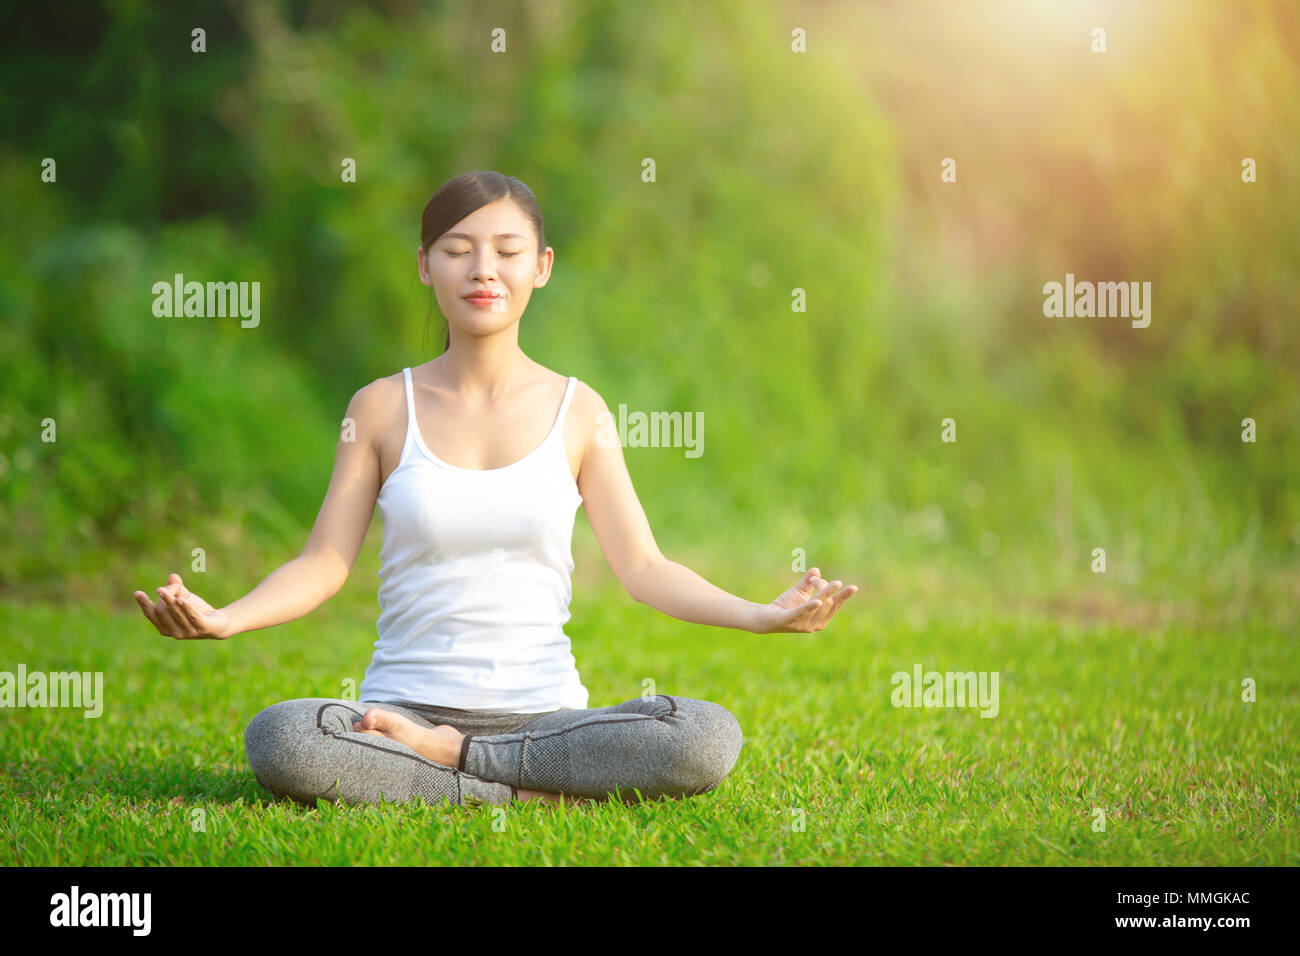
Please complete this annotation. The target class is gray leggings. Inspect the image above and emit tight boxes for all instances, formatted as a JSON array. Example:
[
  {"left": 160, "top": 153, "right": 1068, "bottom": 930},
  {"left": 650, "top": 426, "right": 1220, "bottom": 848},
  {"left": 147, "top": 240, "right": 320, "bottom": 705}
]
[{"left": 244, "top": 694, "right": 744, "bottom": 807}]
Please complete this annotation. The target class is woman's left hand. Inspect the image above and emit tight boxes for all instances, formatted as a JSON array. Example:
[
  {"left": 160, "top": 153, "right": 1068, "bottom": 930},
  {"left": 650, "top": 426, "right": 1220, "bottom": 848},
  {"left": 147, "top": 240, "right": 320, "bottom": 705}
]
[{"left": 750, "top": 568, "right": 858, "bottom": 634}]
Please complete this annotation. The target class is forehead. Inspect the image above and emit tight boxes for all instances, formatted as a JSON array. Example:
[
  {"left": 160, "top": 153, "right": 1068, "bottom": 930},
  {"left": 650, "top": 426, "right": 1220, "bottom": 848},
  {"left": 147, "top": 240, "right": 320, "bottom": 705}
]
[{"left": 441, "top": 198, "right": 530, "bottom": 240}]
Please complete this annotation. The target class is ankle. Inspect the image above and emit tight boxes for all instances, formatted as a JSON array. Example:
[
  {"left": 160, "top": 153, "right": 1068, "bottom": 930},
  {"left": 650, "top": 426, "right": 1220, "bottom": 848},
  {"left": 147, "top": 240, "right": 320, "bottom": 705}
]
[{"left": 446, "top": 727, "right": 470, "bottom": 770}]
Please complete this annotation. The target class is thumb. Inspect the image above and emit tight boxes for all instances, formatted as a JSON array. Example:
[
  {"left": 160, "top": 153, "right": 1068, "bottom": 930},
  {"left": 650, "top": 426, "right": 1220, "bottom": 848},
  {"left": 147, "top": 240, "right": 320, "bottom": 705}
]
[{"left": 788, "top": 596, "right": 821, "bottom": 619}]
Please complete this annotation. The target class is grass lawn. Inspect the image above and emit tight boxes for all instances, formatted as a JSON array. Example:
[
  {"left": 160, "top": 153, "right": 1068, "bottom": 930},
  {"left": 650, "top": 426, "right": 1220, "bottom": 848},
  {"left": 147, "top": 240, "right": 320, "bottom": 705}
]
[{"left": 1, "top": 563, "right": 1296, "bottom": 866}]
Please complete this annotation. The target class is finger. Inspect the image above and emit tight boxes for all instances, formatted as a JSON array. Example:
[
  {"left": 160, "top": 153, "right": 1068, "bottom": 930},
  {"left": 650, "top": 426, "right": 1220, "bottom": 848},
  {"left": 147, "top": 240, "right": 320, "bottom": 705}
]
[
  {"left": 133, "top": 591, "right": 162, "bottom": 629},
  {"left": 781, "top": 598, "right": 818, "bottom": 620},
  {"left": 791, "top": 568, "right": 819, "bottom": 599},
  {"left": 784, "top": 597, "right": 823, "bottom": 629},
  {"left": 812, "top": 582, "right": 857, "bottom": 629},
  {"left": 152, "top": 604, "right": 181, "bottom": 636},
  {"left": 173, "top": 594, "right": 203, "bottom": 632},
  {"left": 155, "top": 588, "right": 186, "bottom": 636},
  {"left": 810, "top": 580, "right": 839, "bottom": 603},
  {"left": 813, "top": 581, "right": 844, "bottom": 622},
  {"left": 822, "top": 587, "right": 857, "bottom": 621},
  {"left": 798, "top": 598, "right": 824, "bottom": 632},
  {"left": 823, "top": 579, "right": 844, "bottom": 599},
  {"left": 810, "top": 574, "right": 842, "bottom": 596},
  {"left": 163, "top": 589, "right": 199, "bottom": 636},
  {"left": 154, "top": 601, "right": 184, "bottom": 636}
]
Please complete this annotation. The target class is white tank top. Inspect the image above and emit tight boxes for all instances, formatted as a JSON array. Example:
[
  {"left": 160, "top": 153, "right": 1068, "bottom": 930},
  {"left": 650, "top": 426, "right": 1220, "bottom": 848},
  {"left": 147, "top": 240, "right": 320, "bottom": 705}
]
[{"left": 358, "top": 366, "right": 590, "bottom": 713}]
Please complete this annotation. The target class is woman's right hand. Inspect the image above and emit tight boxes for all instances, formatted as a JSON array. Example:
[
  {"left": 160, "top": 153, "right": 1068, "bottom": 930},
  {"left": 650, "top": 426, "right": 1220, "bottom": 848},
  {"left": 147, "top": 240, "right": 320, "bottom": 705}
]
[{"left": 133, "top": 572, "right": 232, "bottom": 640}]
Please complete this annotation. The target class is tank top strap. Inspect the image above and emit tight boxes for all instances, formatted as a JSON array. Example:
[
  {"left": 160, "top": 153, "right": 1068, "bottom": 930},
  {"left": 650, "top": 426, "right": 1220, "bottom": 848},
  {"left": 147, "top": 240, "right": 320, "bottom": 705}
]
[
  {"left": 399, "top": 367, "right": 418, "bottom": 466},
  {"left": 544, "top": 376, "right": 578, "bottom": 463},
  {"left": 401, "top": 367, "right": 418, "bottom": 424},
  {"left": 555, "top": 376, "right": 577, "bottom": 429}
]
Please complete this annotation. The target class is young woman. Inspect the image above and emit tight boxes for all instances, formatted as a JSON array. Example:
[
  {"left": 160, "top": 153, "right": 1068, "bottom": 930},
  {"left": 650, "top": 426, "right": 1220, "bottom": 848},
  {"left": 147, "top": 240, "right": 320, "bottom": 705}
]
[{"left": 133, "top": 171, "right": 857, "bottom": 808}]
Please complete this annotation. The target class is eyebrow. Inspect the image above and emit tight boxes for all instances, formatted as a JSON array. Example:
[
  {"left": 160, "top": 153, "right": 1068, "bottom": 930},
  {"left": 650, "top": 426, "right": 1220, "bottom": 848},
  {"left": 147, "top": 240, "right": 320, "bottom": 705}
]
[{"left": 440, "top": 232, "right": 527, "bottom": 240}]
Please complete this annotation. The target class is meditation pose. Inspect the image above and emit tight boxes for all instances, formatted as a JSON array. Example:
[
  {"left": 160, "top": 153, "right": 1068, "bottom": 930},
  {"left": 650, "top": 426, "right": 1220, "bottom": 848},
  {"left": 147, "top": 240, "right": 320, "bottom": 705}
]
[{"left": 133, "top": 171, "right": 857, "bottom": 807}]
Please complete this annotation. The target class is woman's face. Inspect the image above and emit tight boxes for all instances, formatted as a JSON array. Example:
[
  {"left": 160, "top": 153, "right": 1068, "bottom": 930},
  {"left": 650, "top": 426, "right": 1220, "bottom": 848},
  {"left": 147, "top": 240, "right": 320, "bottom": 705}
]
[{"left": 418, "top": 197, "right": 552, "bottom": 341}]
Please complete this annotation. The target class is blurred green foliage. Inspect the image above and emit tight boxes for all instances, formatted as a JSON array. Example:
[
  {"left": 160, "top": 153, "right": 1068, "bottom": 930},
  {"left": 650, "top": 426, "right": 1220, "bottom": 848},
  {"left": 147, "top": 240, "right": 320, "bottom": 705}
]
[{"left": 1, "top": 0, "right": 1296, "bottom": 609}]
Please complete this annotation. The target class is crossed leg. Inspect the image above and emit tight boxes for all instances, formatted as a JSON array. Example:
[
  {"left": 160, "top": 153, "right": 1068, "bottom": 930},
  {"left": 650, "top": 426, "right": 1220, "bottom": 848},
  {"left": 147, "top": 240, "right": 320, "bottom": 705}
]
[
  {"left": 347, "top": 706, "right": 575, "bottom": 804},
  {"left": 457, "top": 694, "right": 745, "bottom": 803},
  {"left": 244, "top": 698, "right": 510, "bottom": 806},
  {"left": 244, "top": 695, "right": 744, "bottom": 808}
]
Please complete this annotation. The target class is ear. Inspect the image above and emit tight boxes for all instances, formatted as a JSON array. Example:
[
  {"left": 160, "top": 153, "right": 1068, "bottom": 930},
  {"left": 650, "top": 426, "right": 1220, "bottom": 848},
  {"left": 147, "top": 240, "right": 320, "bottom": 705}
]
[{"left": 533, "top": 246, "right": 555, "bottom": 287}]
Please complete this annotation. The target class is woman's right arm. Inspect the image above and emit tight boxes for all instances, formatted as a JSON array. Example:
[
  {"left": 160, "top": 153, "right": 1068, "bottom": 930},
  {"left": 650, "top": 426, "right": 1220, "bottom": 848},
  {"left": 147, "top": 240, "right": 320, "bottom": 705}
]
[{"left": 134, "top": 379, "right": 389, "bottom": 639}]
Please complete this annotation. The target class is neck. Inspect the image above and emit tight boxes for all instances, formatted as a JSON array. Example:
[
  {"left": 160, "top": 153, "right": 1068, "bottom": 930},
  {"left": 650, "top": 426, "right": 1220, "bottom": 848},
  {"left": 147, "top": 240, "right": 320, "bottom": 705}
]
[{"left": 426, "top": 336, "right": 535, "bottom": 400}]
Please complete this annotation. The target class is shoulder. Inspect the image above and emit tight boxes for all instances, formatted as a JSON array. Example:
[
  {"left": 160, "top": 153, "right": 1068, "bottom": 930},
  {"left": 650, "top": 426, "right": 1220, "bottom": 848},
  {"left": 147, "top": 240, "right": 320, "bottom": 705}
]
[
  {"left": 350, "top": 370, "right": 405, "bottom": 409},
  {"left": 569, "top": 378, "right": 609, "bottom": 417},
  {"left": 343, "top": 371, "right": 407, "bottom": 438},
  {"left": 566, "top": 378, "right": 615, "bottom": 451},
  {"left": 528, "top": 365, "right": 600, "bottom": 416}
]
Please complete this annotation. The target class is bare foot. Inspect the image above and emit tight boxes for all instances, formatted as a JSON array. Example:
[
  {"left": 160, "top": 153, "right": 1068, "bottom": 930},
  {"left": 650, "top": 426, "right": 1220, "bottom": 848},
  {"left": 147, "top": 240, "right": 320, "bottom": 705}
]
[
  {"left": 352, "top": 709, "right": 596, "bottom": 807},
  {"left": 351, "top": 708, "right": 464, "bottom": 767}
]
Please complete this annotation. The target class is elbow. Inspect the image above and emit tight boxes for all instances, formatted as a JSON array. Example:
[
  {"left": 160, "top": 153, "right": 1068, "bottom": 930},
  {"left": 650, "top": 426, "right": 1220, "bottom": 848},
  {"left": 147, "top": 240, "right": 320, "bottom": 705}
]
[
  {"left": 303, "top": 551, "right": 349, "bottom": 603},
  {"left": 324, "top": 564, "right": 351, "bottom": 602},
  {"left": 623, "top": 553, "right": 661, "bottom": 605}
]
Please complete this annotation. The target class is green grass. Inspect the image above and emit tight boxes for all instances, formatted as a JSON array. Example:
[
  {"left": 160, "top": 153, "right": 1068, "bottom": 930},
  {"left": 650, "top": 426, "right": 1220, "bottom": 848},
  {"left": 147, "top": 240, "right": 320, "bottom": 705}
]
[{"left": 2, "top": 558, "right": 1296, "bottom": 866}]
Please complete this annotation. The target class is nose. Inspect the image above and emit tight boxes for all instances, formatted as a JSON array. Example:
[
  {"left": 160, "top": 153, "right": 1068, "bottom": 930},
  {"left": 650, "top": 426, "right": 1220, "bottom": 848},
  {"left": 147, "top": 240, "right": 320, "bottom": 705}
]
[{"left": 470, "top": 251, "right": 500, "bottom": 282}]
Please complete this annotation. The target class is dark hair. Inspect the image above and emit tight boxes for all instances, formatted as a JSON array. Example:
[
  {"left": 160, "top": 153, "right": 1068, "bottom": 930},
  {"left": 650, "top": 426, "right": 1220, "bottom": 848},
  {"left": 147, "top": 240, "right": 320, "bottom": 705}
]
[{"left": 419, "top": 171, "right": 546, "bottom": 355}]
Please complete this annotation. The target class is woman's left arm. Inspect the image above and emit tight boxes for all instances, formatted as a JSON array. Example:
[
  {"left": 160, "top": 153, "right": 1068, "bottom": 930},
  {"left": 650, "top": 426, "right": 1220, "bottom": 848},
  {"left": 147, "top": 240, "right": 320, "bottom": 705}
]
[{"left": 572, "top": 383, "right": 857, "bottom": 634}]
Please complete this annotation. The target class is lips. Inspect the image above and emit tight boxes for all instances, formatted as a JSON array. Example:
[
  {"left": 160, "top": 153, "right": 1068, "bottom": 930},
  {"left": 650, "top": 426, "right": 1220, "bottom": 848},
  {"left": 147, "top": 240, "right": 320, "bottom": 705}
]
[{"left": 464, "top": 292, "right": 501, "bottom": 302}]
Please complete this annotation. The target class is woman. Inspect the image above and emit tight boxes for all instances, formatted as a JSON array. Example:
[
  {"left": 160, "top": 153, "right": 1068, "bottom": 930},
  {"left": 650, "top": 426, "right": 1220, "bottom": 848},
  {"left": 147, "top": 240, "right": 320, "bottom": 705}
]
[{"left": 133, "top": 171, "right": 857, "bottom": 808}]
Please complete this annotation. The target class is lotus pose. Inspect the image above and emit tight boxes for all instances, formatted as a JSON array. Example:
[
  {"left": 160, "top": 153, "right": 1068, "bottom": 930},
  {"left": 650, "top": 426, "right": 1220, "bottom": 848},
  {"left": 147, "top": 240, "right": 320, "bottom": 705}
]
[{"left": 133, "top": 171, "right": 857, "bottom": 807}]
